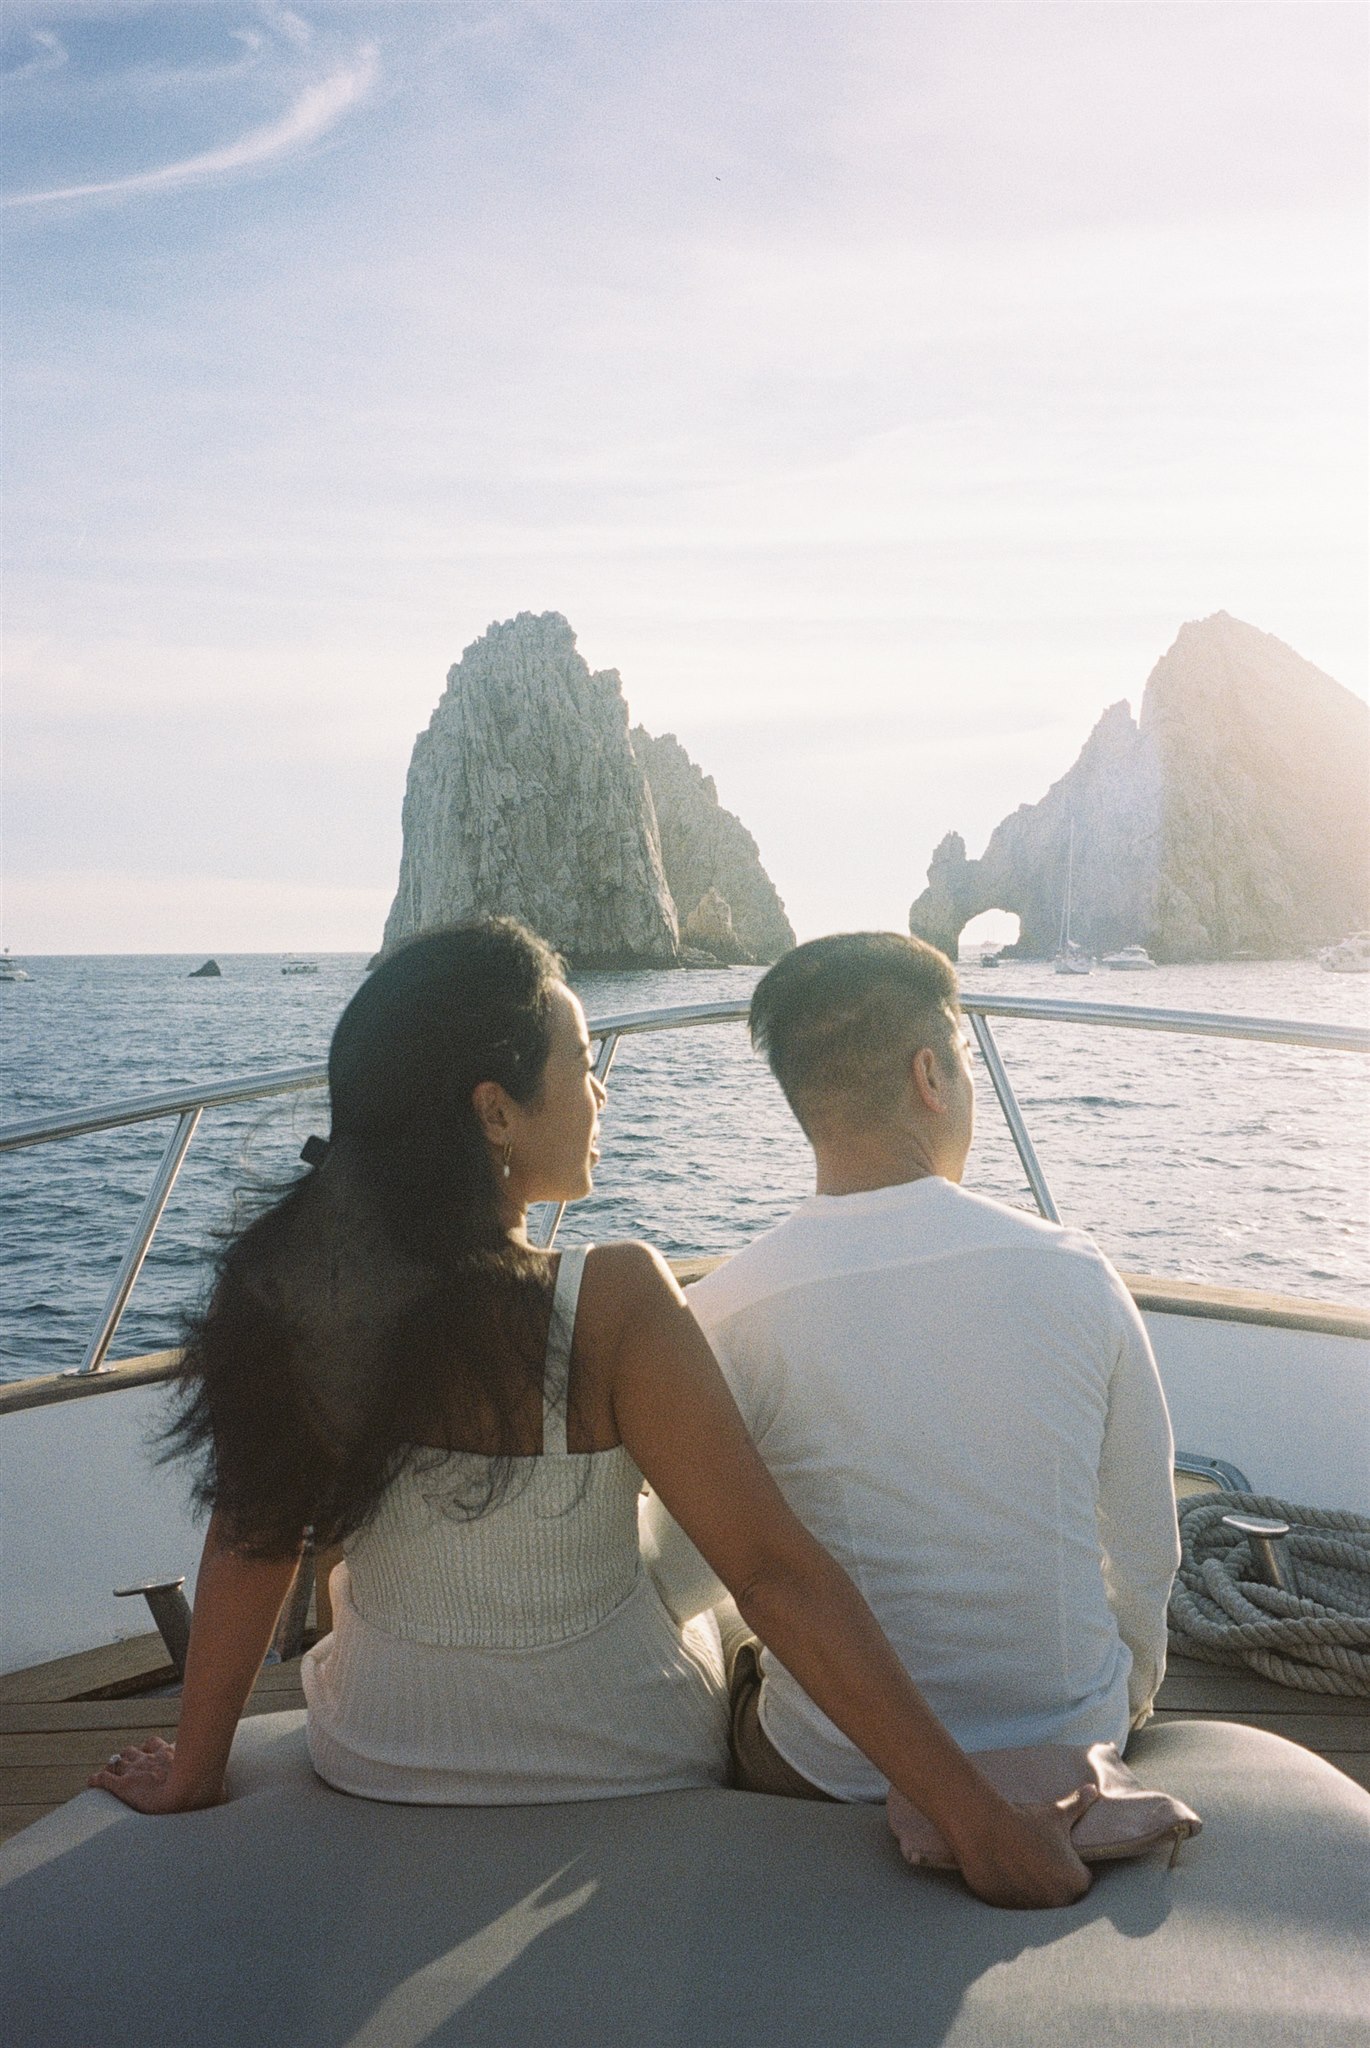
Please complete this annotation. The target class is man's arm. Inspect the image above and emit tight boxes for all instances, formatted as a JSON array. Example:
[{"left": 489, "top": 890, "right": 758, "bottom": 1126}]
[{"left": 1096, "top": 1274, "right": 1181, "bottom": 1724}]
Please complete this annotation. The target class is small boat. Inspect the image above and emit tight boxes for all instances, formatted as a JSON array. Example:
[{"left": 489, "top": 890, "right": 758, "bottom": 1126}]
[
  {"left": 0, "top": 949, "right": 31, "bottom": 982},
  {"left": 1319, "top": 933, "right": 1370, "bottom": 974},
  {"left": 1102, "top": 945, "right": 1157, "bottom": 971},
  {"left": 1053, "top": 822, "right": 1094, "bottom": 975},
  {"left": 281, "top": 960, "right": 320, "bottom": 976}
]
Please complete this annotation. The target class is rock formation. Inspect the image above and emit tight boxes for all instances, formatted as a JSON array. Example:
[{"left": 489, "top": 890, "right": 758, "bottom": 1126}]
[
  {"left": 630, "top": 728, "right": 796, "bottom": 964},
  {"left": 381, "top": 613, "right": 794, "bottom": 970},
  {"left": 382, "top": 613, "right": 678, "bottom": 966},
  {"left": 909, "top": 614, "right": 1369, "bottom": 962},
  {"left": 188, "top": 959, "right": 221, "bottom": 978}
]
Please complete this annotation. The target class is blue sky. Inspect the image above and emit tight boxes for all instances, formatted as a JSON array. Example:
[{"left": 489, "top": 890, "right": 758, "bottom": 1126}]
[{"left": 3, "top": 1, "right": 1366, "bottom": 951}]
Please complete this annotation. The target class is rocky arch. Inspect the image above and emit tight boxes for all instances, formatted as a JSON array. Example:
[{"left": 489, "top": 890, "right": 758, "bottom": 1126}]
[
  {"left": 957, "top": 909, "right": 1022, "bottom": 959},
  {"left": 907, "top": 835, "right": 1037, "bottom": 959}
]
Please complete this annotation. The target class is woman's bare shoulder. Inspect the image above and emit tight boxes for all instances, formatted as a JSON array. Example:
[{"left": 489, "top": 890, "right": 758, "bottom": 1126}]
[{"left": 575, "top": 1242, "right": 685, "bottom": 1344}]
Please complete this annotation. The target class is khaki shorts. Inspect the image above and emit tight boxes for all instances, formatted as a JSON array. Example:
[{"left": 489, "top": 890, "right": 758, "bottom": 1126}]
[{"left": 726, "top": 1635, "right": 836, "bottom": 1803}]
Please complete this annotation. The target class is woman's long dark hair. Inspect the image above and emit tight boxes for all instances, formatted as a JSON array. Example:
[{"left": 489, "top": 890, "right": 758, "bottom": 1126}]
[{"left": 164, "top": 920, "right": 567, "bottom": 1558}]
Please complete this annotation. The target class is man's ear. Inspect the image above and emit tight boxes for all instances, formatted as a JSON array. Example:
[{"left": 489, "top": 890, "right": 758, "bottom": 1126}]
[
  {"left": 910, "top": 1046, "right": 945, "bottom": 1116},
  {"left": 471, "top": 1080, "right": 514, "bottom": 1147}
]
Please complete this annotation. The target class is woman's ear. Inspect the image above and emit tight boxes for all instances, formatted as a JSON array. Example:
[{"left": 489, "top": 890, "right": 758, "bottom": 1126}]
[{"left": 470, "top": 1080, "right": 514, "bottom": 1148}]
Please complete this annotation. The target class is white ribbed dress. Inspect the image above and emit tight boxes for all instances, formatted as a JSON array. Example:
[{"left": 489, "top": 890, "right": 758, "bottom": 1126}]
[{"left": 302, "top": 1246, "right": 729, "bottom": 1802}]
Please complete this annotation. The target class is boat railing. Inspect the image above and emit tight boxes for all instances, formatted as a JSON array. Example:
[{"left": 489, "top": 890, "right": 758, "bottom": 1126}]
[{"left": 2, "top": 994, "right": 1367, "bottom": 1388}]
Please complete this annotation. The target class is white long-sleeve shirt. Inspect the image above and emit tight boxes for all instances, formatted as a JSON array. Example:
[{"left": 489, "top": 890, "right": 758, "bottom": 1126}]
[{"left": 648, "top": 1175, "right": 1179, "bottom": 1801}]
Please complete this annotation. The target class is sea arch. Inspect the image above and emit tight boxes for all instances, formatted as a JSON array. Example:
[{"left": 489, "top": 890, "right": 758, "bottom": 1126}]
[{"left": 956, "top": 910, "right": 1021, "bottom": 961}]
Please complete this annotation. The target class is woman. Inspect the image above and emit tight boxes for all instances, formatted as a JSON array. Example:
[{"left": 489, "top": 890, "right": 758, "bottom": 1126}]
[{"left": 92, "top": 921, "right": 1093, "bottom": 1908}]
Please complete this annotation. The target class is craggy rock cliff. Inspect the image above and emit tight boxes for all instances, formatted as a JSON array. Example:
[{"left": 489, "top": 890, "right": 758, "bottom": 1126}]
[
  {"left": 382, "top": 613, "right": 678, "bottom": 966},
  {"left": 630, "top": 728, "right": 796, "bottom": 964},
  {"left": 381, "top": 613, "right": 794, "bottom": 969},
  {"left": 909, "top": 614, "right": 1369, "bottom": 962}
]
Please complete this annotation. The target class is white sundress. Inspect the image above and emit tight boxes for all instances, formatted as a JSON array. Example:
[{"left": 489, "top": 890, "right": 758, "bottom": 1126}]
[{"left": 302, "top": 1245, "right": 729, "bottom": 1801}]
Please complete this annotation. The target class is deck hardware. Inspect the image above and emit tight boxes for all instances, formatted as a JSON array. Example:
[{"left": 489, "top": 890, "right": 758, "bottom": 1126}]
[
  {"left": 113, "top": 1576, "right": 192, "bottom": 1677},
  {"left": 1221, "top": 1513, "right": 1297, "bottom": 1594}
]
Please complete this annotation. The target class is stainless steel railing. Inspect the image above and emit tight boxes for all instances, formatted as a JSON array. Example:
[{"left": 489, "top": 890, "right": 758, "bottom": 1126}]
[{"left": 2, "top": 995, "right": 1366, "bottom": 1378}]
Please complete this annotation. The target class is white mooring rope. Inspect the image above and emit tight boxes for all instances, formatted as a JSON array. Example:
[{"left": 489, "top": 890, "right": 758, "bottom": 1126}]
[{"left": 1168, "top": 1493, "right": 1370, "bottom": 1697}]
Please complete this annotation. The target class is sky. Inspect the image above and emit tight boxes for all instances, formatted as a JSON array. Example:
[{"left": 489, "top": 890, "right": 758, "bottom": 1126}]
[{"left": 2, "top": 0, "right": 1366, "bottom": 954}]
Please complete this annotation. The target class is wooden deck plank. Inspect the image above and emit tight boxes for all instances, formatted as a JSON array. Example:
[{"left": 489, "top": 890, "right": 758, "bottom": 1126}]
[
  {"left": 0, "top": 1699, "right": 185, "bottom": 1735},
  {"left": 0, "top": 1687, "right": 304, "bottom": 1735},
  {"left": 0, "top": 1635, "right": 313, "bottom": 1709},
  {"left": 0, "top": 1693, "right": 306, "bottom": 1768},
  {"left": 0, "top": 1632, "right": 173, "bottom": 1705}
]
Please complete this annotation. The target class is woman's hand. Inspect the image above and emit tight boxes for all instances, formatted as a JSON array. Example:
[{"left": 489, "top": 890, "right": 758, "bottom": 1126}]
[
  {"left": 88, "top": 1734, "right": 224, "bottom": 1814},
  {"left": 947, "top": 1784, "right": 1096, "bottom": 1910}
]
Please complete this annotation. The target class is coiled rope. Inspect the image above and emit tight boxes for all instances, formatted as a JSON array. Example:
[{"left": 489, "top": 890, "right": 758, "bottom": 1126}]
[{"left": 1168, "top": 1492, "right": 1370, "bottom": 1697}]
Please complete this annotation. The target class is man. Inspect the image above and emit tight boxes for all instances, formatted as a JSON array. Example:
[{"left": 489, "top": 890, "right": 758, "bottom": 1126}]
[{"left": 643, "top": 931, "right": 1180, "bottom": 1802}]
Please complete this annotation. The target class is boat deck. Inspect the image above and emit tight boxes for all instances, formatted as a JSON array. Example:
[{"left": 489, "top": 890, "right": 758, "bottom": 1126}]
[{"left": 2, "top": 1637, "right": 1365, "bottom": 1848}]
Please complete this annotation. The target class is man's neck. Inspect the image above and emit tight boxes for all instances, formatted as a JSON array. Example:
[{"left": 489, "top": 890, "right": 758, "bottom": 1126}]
[{"left": 812, "top": 1134, "right": 951, "bottom": 1199}]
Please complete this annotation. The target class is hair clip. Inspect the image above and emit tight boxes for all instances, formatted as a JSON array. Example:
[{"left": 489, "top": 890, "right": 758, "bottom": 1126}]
[{"left": 300, "top": 1135, "right": 331, "bottom": 1168}]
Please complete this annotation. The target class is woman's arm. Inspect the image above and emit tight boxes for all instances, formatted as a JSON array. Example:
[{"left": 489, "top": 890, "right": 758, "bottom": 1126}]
[
  {"left": 89, "top": 1511, "right": 303, "bottom": 1813},
  {"left": 590, "top": 1243, "right": 1094, "bottom": 1910}
]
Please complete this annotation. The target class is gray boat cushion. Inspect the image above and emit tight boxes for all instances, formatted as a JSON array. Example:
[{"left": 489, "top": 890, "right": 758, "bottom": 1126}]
[{"left": 2, "top": 1715, "right": 1367, "bottom": 2047}]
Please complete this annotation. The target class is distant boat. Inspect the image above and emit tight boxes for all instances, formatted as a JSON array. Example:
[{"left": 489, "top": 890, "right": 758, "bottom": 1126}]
[
  {"left": 1053, "top": 822, "right": 1093, "bottom": 975},
  {"left": 1101, "top": 944, "right": 1157, "bottom": 971},
  {"left": 281, "top": 960, "right": 320, "bottom": 976},
  {"left": 1319, "top": 932, "right": 1370, "bottom": 975},
  {"left": 0, "top": 949, "right": 31, "bottom": 983}
]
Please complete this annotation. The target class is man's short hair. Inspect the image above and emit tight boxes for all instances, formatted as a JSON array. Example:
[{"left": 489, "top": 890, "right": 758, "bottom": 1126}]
[{"left": 750, "top": 932, "right": 961, "bottom": 1137}]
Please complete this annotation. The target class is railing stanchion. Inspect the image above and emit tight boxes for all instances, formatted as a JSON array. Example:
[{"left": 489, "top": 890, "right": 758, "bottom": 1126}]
[
  {"left": 528, "top": 1031, "right": 623, "bottom": 1251},
  {"left": 77, "top": 1108, "right": 202, "bottom": 1374},
  {"left": 967, "top": 1013, "right": 1060, "bottom": 1225}
]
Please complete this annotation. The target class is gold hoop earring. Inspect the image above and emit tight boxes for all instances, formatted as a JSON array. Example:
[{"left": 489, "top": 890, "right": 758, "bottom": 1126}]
[{"left": 501, "top": 1141, "right": 512, "bottom": 1182}]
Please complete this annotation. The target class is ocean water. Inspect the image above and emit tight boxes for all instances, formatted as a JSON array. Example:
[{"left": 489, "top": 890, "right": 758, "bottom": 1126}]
[{"left": 1, "top": 952, "right": 1366, "bottom": 1382}]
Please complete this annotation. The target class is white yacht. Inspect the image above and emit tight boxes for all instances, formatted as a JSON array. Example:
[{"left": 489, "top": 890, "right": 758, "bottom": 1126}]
[
  {"left": 1101, "top": 944, "right": 1158, "bottom": 971},
  {"left": 0, "top": 949, "right": 31, "bottom": 982},
  {"left": 1, "top": 991, "right": 1367, "bottom": 2046},
  {"left": 281, "top": 958, "right": 321, "bottom": 976}
]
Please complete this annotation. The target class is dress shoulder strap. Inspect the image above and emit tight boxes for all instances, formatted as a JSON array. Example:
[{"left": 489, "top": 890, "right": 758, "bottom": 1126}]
[{"left": 542, "top": 1244, "right": 590, "bottom": 1456}]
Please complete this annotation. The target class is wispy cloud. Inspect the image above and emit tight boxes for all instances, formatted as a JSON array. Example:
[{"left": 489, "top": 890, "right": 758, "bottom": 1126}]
[
  {"left": 3, "top": 42, "right": 377, "bottom": 208},
  {"left": 2, "top": 28, "right": 67, "bottom": 82}
]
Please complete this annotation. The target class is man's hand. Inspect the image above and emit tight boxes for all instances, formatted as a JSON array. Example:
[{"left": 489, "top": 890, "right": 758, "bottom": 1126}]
[
  {"left": 949, "top": 1784, "right": 1097, "bottom": 1909},
  {"left": 88, "top": 1735, "right": 224, "bottom": 1815}
]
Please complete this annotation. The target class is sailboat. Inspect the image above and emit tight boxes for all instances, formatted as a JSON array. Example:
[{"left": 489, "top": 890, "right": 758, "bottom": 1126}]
[{"left": 1053, "top": 821, "right": 1093, "bottom": 974}]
